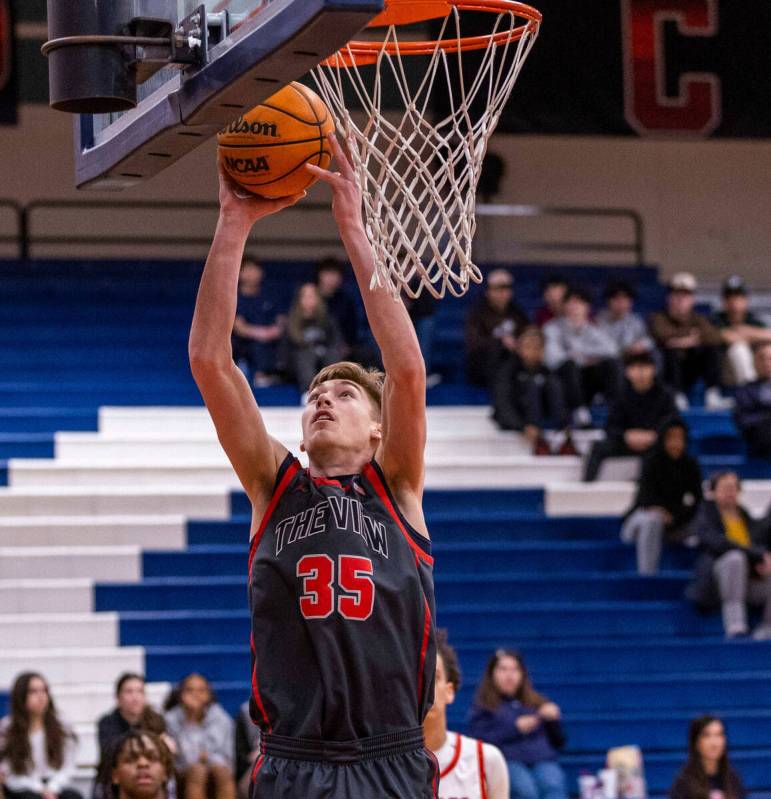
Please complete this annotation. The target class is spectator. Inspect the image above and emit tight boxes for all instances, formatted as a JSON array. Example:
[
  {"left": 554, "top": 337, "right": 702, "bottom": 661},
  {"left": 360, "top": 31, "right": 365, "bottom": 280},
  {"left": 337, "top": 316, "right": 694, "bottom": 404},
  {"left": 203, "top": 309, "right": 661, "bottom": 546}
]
[
  {"left": 543, "top": 287, "right": 621, "bottom": 428},
  {"left": 712, "top": 276, "right": 771, "bottom": 386},
  {"left": 98, "top": 674, "right": 167, "bottom": 761},
  {"left": 686, "top": 472, "right": 771, "bottom": 639},
  {"left": 282, "top": 282, "right": 343, "bottom": 392},
  {"left": 596, "top": 281, "right": 656, "bottom": 357},
  {"left": 670, "top": 716, "right": 746, "bottom": 799},
  {"left": 102, "top": 730, "right": 173, "bottom": 799},
  {"left": 233, "top": 703, "right": 258, "bottom": 799},
  {"left": 465, "top": 270, "right": 529, "bottom": 386},
  {"left": 534, "top": 275, "right": 568, "bottom": 328},
  {"left": 491, "top": 326, "right": 572, "bottom": 455},
  {"left": 424, "top": 631, "right": 509, "bottom": 799},
  {"left": 231, "top": 257, "right": 284, "bottom": 387},
  {"left": 163, "top": 674, "right": 235, "bottom": 799},
  {"left": 734, "top": 342, "right": 771, "bottom": 458},
  {"left": 467, "top": 649, "right": 567, "bottom": 799},
  {"left": 583, "top": 351, "right": 677, "bottom": 481},
  {"left": 620, "top": 419, "right": 702, "bottom": 575},
  {"left": 649, "top": 272, "right": 726, "bottom": 410},
  {"left": 96, "top": 675, "right": 171, "bottom": 799},
  {"left": 0, "top": 672, "right": 81, "bottom": 799},
  {"left": 315, "top": 257, "right": 359, "bottom": 356}
]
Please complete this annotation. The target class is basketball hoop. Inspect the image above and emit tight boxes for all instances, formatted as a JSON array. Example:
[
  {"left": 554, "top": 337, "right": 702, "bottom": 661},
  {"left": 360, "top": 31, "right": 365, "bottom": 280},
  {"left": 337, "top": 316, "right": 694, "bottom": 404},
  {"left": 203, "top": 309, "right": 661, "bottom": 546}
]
[{"left": 311, "top": 0, "right": 541, "bottom": 299}]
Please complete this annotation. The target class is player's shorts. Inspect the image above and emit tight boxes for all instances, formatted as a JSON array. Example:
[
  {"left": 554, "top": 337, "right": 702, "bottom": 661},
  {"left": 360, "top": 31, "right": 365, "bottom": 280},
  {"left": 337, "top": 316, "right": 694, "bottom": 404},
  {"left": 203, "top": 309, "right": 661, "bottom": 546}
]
[{"left": 250, "top": 727, "right": 439, "bottom": 798}]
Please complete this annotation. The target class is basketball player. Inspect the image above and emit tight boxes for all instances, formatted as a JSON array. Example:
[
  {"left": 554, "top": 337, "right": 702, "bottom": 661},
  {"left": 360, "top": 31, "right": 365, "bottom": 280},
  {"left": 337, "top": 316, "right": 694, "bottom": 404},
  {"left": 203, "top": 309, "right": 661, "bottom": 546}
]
[
  {"left": 189, "top": 131, "right": 437, "bottom": 798},
  {"left": 106, "top": 731, "right": 173, "bottom": 799},
  {"left": 424, "top": 633, "right": 509, "bottom": 799}
]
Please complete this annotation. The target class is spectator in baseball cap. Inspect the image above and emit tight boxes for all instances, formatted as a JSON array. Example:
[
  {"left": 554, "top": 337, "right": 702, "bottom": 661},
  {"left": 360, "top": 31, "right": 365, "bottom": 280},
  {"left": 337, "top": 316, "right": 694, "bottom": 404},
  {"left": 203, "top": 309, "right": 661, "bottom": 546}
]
[
  {"left": 649, "top": 273, "right": 728, "bottom": 410},
  {"left": 712, "top": 276, "right": 771, "bottom": 385}
]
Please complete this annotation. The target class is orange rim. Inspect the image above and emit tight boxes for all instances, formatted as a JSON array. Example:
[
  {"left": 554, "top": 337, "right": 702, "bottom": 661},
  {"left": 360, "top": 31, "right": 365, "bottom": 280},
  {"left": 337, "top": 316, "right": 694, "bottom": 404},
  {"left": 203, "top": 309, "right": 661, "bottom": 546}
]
[{"left": 321, "top": 0, "right": 541, "bottom": 67}]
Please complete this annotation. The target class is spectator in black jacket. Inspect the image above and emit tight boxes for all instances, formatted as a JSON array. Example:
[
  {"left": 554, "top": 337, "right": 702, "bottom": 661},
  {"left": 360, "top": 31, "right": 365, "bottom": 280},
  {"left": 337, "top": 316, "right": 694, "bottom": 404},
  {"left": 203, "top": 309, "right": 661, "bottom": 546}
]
[
  {"left": 465, "top": 270, "right": 529, "bottom": 386},
  {"left": 316, "top": 257, "right": 358, "bottom": 357},
  {"left": 687, "top": 472, "right": 771, "bottom": 639},
  {"left": 583, "top": 351, "right": 677, "bottom": 481},
  {"left": 620, "top": 419, "right": 702, "bottom": 574},
  {"left": 670, "top": 716, "right": 746, "bottom": 799},
  {"left": 491, "top": 327, "right": 570, "bottom": 454},
  {"left": 467, "top": 649, "right": 567, "bottom": 799},
  {"left": 734, "top": 342, "right": 771, "bottom": 457}
]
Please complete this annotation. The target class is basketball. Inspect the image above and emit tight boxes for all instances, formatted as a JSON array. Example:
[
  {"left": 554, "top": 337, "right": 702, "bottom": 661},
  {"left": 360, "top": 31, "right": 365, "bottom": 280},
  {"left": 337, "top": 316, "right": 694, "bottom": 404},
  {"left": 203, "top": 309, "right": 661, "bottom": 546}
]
[{"left": 217, "top": 82, "right": 334, "bottom": 199}]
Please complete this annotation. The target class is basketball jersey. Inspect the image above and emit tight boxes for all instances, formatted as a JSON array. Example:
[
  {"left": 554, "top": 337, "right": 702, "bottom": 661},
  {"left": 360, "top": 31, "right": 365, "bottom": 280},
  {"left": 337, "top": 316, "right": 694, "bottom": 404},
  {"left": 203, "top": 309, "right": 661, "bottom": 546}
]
[
  {"left": 248, "top": 453, "right": 436, "bottom": 741},
  {"left": 436, "top": 733, "right": 497, "bottom": 799}
]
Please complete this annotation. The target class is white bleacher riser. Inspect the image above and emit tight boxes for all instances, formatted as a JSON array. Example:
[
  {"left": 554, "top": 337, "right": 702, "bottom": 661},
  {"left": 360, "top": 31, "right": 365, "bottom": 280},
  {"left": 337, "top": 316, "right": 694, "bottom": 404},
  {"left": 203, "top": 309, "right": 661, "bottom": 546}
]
[
  {"left": 0, "top": 647, "right": 145, "bottom": 687},
  {"left": 8, "top": 457, "right": 583, "bottom": 488},
  {"left": 53, "top": 682, "right": 169, "bottom": 725},
  {"left": 0, "top": 486, "right": 230, "bottom": 517},
  {"left": 0, "top": 579, "right": 93, "bottom": 613},
  {"left": 98, "top": 406, "right": 498, "bottom": 438},
  {"left": 74, "top": 723, "right": 99, "bottom": 766},
  {"left": 0, "top": 546, "right": 140, "bottom": 580},
  {"left": 546, "top": 481, "right": 771, "bottom": 517},
  {"left": 55, "top": 434, "right": 533, "bottom": 460},
  {"left": 0, "top": 516, "right": 186, "bottom": 548},
  {"left": 0, "top": 613, "right": 119, "bottom": 648}
]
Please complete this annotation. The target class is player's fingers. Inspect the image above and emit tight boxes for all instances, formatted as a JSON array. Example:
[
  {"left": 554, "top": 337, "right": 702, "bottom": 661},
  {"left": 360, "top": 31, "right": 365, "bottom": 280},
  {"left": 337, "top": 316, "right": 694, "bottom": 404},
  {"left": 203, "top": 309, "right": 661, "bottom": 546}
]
[
  {"left": 328, "top": 133, "right": 355, "bottom": 179},
  {"left": 305, "top": 163, "right": 340, "bottom": 185}
]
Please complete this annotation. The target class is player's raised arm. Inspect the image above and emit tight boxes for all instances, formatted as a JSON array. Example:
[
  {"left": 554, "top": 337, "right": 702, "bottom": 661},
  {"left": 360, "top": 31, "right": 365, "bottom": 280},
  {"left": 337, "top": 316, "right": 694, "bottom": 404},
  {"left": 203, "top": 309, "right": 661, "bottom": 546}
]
[
  {"left": 188, "top": 170, "right": 303, "bottom": 506},
  {"left": 307, "top": 134, "right": 427, "bottom": 525}
]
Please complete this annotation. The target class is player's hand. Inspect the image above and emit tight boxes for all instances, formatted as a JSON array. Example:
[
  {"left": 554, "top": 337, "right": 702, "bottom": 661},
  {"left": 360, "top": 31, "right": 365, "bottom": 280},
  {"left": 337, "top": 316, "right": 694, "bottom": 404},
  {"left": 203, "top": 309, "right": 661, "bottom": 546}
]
[
  {"left": 305, "top": 132, "right": 364, "bottom": 233},
  {"left": 217, "top": 163, "right": 306, "bottom": 230}
]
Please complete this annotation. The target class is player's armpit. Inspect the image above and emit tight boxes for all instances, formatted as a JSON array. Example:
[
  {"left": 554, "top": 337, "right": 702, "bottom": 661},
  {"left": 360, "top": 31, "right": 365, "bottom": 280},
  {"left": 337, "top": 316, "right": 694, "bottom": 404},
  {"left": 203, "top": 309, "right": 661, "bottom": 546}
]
[{"left": 191, "top": 359, "right": 287, "bottom": 506}]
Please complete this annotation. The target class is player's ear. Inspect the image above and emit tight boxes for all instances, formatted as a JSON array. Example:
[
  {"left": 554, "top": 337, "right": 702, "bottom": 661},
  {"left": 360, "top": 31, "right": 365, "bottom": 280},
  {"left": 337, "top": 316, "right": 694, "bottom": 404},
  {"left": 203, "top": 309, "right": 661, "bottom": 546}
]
[
  {"left": 370, "top": 422, "right": 382, "bottom": 441},
  {"left": 299, "top": 439, "right": 306, "bottom": 452},
  {"left": 446, "top": 682, "right": 456, "bottom": 706}
]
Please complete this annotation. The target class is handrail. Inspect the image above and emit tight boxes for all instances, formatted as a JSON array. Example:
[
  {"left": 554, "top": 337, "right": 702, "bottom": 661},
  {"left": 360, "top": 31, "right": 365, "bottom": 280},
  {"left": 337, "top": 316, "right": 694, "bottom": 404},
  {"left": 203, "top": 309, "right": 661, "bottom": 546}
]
[
  {"left": 3, "top": 198, "right": 645, "bottom": 266},
  {"left": 0, "top": 200, "right": 25, "bottom": 259}
]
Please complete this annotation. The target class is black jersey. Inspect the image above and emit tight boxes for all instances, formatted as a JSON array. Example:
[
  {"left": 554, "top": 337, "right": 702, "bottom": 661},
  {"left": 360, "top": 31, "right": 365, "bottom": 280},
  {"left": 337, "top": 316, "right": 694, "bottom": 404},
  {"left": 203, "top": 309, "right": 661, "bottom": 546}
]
[{"left": 248, "top": 453, "right": 436, "bottom": 742}]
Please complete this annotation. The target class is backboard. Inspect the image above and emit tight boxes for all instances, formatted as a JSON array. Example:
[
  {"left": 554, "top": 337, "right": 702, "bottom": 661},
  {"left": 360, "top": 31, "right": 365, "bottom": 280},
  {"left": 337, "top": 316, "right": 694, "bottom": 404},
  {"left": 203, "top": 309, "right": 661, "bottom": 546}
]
[{"left": 70, "top": 0, "right": 382, "bottom": 190}]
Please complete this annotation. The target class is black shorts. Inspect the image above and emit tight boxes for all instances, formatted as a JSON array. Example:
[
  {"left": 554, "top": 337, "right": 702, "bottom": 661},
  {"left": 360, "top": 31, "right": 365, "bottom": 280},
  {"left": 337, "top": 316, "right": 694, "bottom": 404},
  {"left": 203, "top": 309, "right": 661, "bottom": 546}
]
[{"left": 250, "top": 728, "right": 439, "bottom": 798}]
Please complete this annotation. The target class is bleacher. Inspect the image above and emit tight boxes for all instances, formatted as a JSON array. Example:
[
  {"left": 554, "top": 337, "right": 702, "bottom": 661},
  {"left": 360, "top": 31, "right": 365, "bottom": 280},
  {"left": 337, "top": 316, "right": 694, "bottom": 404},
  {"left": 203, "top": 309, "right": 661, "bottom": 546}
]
[{"left": 0, "top": 258, "right": 770, "bottom": 796}]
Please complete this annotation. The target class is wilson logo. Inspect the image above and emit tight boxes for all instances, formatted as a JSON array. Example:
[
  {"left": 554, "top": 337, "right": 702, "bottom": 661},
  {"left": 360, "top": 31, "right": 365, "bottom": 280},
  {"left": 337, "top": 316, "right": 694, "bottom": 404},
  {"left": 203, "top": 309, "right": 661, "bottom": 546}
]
[
  {"left": 223, "top": 118, "right": 279, "bottom": 137},
  {"left": 225, "top": 156, "right": 270, "bottom": 174}
]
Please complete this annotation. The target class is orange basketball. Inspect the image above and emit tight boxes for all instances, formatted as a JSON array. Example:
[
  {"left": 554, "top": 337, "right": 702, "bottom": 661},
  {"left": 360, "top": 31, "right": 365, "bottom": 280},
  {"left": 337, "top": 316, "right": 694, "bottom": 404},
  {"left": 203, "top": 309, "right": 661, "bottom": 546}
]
[{"left": 217, "top": 82, "right": 334, "bottom": 199}]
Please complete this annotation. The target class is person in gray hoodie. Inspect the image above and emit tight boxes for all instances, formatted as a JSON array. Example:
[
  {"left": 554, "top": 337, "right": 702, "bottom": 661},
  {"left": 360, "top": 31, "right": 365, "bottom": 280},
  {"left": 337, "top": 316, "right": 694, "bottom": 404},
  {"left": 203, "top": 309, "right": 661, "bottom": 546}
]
[
  {"left": 163, "top": 674, "right": 235, "bottom": 799},
  {"left": 543, "top": 287, "right": 621, "bottom": 427}
]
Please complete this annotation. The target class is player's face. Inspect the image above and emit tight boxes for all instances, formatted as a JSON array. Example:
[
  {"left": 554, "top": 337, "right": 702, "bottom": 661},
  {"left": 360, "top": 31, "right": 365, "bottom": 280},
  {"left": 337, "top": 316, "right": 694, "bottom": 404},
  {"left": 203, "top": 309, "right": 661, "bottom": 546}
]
[
  {"left": 301, "top": 380, "right": 381, "bottom": 463},
  {"left": 492, "top": 656, "right": 522, "bottom": 696},
  {"left": 427, "top": 654, "right": 455, "bottom": 719},
  {"left": 112, "top": 736, "right": 168, "bottom": 799}
]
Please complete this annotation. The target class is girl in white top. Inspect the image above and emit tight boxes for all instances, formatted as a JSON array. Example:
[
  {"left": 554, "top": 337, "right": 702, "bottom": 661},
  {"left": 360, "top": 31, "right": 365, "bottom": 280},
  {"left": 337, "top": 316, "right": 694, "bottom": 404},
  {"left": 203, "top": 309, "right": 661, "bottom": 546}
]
[
  {"left": 0, "top": 672, "right": 80, "bottom": 799},
  {"left": 424, "top": 633, "right": 509, "bottom": 799}
]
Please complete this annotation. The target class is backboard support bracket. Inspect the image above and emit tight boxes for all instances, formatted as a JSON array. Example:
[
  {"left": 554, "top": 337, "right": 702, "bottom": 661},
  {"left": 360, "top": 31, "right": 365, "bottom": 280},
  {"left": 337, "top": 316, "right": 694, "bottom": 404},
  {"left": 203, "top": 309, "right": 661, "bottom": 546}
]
[{"left": 74, "top": 0, "right": 383, "bottom": 191}]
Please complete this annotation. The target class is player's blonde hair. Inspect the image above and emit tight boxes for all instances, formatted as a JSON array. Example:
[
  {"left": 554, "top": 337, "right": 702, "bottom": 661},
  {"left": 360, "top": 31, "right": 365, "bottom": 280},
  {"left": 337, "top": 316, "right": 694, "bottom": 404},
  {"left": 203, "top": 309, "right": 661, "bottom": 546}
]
[{"left": 309, "top": 362, "right": 385, "bottom": 418}]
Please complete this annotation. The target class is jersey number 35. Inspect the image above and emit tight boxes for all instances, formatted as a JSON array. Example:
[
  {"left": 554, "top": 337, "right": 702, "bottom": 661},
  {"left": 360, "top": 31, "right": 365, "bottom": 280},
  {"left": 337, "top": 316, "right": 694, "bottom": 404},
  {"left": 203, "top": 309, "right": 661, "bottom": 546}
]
[{"left": 296, "top": 554, "right": 374, "bottom": 621}]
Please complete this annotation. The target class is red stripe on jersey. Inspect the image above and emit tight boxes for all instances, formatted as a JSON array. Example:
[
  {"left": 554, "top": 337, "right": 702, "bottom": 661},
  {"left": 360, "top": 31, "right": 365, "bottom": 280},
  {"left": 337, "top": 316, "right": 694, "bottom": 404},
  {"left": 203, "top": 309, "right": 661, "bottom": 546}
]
[
  {"left": 248, "top": 459, "right": 301, "bottom": 575},
  {"left": 477, "top": 738, "right": 488, "bottom": 799},
  {"left": 251, "top": 753, "right": 265, "bottom": 781},
  {"left": 308, "top": 472, "right": 344, "bottom": 490},
  {"left": 425, "top": 747, "right": 440, "bottom": 798},
  {"left": 362, "top": 463, "right": 433, "bottom": 565},
  {"left": 417, "top": 595, "right": 432, "bottom": 706},
  {"left": 250, "top": 631, "right": 272, "bottom": 732},
  {"left": 440, "top": 732, "right": 463, "bottom": 778}
]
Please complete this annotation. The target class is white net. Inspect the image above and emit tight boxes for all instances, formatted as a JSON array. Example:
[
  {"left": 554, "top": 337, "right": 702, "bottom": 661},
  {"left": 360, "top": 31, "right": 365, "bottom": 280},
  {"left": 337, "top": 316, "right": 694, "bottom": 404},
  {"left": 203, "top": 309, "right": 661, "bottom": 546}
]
[{"left": 311, "top": 1, "right": 540, "bottom": 299}]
